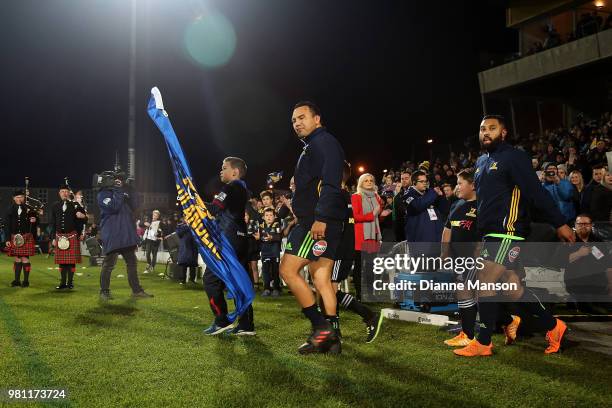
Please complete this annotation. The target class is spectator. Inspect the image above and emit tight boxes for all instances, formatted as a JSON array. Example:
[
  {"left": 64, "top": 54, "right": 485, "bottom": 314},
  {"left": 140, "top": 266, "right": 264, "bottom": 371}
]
[
  {"left": 542, "top": 163, "right": 576, "bottom": 223},
  {"left": 403, "top": 170, "right": 447, "bottom": 255},
  {"left": 542, "top": 143, "right": 556, "bottom": 163},
  {"left": 380, "top": 191, "right": 395, "bottom": 242},
  {"left": 582, "top": 164, "right": 607, "bottom": 214},
  {"left": 569, "top": 170, "right": 586, "bottom": 215},
  {"left": 566, "top": 146, "right": 586, "bottom": 173},
  {"left": 257, "top": 208, "right": 282, "bottom": 297},
  {"left": 561, "top": 213, "right": 611, "bottom": 314},
  {"left": 176, "top": 220, "right": 198, "bottom": 285},
  {"left": 587, "top": 139, "right": 608, "bottom": 167},
  {"left": 278, "top": 193, "right": 297, "bottom": 237},
  {"left": 392, "top": 171, "right": 411, "bottom": 241},
  {"left": 440, "top": 183, "right": 458, "bottom": 219},
  {"left": 141, "top": 210, "right": 165, "bottom": 274},
  {"left": 380, "top": 174, "right": 395, "bottom": 196},
  {"left": 245, "top": 212, "right": 261, "bottom": 289},
  {"left": 351, "top": 173, "right": 391, "bottom": 300},
  {"left": 543, "top": 26, "right": 561, "bottom": 49},
  {"left": 590, "top": 170, "right": 612, "bottom": 222},
  {"left": 260, "top": 190, "right": 274, "bottom": 214},
  {"left": 557, "top": 164, "right": 568, "bottom": 180},
  {"left": 246, "top": 197, "right": 261, "bottom": 223}
]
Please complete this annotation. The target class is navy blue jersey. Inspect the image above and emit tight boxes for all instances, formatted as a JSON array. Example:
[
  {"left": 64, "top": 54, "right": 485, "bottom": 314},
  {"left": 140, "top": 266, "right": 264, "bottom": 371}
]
[
  {"left": 259, "top": 220, "right": 282, "bottom": 258},
  {"left": 292, "top": 127, "right": 345, "bottom": 223},
  {"left": 209, "top": 179, "right": 248, "bottom": 236},
  {"left": 474, "top": 142, "right": 566, "bottom": 237}
]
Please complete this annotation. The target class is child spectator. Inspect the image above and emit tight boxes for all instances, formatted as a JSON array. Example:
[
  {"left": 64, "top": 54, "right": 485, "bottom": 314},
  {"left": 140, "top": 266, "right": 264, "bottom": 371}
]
[{"left": 258, "top": 208, "right": 282, "bottom": 297}]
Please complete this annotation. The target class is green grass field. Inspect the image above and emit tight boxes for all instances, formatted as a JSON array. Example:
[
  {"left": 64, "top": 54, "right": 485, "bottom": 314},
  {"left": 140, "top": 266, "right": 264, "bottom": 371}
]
[{"left": 0, "top": 255, "right": 610, "bottom": 408}]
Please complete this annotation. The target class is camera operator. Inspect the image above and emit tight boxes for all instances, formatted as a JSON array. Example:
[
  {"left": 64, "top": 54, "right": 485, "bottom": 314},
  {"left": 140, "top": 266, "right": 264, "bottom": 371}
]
[{"left": 97, "top": 172, "right": 152, "bottom": 301}]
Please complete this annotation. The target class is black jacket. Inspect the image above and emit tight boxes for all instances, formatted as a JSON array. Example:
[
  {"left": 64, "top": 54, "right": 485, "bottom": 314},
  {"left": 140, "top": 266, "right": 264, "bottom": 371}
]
[
  {"left": 475, "top": 142, "right": 566, "bottom": 237},
  {"left": 49, "top": 200, "right": 87, "bottom": 238},
  {"left": 292, "top": 127, "right": 345, "bottom": 223},
  {"left": 4, "top": 204, "right": 38, "bottom": 237}
]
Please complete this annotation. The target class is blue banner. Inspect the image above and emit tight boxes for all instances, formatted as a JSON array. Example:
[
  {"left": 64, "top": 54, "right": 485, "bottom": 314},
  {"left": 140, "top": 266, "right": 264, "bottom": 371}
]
[{"left": 147, "top": 87, "right": 254, "bottom": 322}]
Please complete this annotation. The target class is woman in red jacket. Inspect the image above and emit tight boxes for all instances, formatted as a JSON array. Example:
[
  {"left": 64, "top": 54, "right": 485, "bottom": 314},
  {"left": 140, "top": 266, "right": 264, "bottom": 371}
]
[{"left": 351, "top": 173, "right": 391, "bottom": 300}]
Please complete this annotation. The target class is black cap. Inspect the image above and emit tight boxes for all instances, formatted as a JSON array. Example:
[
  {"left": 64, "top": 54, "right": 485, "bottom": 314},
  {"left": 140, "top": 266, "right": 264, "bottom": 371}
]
[
  {"left": 59, "top": 184, "right": 70, "bottom": 191},
  {"left": 13, "top": 189, "right": 25, "bottom": 197}
]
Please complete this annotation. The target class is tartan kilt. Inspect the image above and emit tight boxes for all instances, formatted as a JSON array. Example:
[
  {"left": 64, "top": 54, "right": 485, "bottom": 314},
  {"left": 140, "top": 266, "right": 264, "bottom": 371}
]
[
  {"left": 8, "top": 233, "right": 36, "bottom": 257},
  {"left": 54, "top": 232, "right": 81, "bottom": 264}
]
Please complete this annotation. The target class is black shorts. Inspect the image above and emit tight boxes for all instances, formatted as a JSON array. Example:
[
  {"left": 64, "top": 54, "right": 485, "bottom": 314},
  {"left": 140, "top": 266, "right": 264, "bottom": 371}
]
[
  {"left": 480, "top": 233, "right": 525, "bottom": 268},
  {"left": 284, "top": 220, "right": 343, "bottom": 261}
]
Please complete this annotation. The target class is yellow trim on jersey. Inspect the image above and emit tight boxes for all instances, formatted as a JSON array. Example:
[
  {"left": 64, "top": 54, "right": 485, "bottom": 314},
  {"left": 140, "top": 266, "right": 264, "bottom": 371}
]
[
  {"left": 317, "top": 180, "right": 322, "bottom": 196},
  {"left": 506, "top": 186, "right": 520, "bottom": 234}
]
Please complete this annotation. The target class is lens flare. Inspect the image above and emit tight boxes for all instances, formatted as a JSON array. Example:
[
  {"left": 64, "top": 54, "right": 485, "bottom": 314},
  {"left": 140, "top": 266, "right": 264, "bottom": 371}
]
[{"left": 184, "top": 11, "right": 236, "bottom": 68}]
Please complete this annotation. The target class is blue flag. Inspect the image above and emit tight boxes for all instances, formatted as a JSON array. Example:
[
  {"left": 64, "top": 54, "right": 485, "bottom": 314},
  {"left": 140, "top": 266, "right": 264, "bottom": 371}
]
[{"left": 147, "top": 87, "right": 254, "bottom": 322}]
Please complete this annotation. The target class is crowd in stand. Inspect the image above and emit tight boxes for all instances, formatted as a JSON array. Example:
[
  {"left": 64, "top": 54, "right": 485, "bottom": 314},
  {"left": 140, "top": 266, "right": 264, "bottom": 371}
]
[{"left": 499, "top": 11, "right": 612, "bottom": 64}]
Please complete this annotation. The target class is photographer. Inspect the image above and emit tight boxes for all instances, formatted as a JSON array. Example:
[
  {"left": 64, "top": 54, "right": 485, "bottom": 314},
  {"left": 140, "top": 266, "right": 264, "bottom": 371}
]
[{"left": 96, "top": 171, "right": 152, "bottom": 301}]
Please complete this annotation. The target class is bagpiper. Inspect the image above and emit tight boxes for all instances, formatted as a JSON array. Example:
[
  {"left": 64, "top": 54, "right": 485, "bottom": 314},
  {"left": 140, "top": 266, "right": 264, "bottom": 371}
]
[
  {"left": 49, "top": 183, "right": 87, "bottom": 289},
  {"left": 4, "top": 189, "right": 38, "bottom": 287}
]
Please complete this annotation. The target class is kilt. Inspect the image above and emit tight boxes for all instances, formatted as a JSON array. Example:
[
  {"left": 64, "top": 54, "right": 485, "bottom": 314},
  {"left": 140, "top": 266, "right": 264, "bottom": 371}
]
[
  {"left": 54, "top": 232, "right": 81, "bottom": 264},
  {"left": 8, "top": 233, "right": 36, "bottom": 257}
]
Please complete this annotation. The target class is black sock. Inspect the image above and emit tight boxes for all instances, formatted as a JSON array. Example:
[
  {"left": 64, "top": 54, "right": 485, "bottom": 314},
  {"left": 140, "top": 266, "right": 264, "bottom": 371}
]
[
  {"left": 60, "top": 265, "right": 68, "bottom": 286},
  {"left": 517, "top": 291, "right": 556, "bottom": 332},
  {"left": 459, "top": 304, "right": 477, "bottom": 339},
  {"left": 14, "top": 262, "right": 23, "bottom": 282},
  {"left": 337, "top": 290, "right": 374, "bottom": 322},
  {"left": 22, "top": 262, "right": 31, "bottom": 283},
  {"left": 302, "top": 304, "right": 328, "bottom": 329},
  {"left": 477, "top": 300, "right": 498, "bottom": 345},
  {"left": 67, "top": 265, "right": 75, "bottom": 286}
]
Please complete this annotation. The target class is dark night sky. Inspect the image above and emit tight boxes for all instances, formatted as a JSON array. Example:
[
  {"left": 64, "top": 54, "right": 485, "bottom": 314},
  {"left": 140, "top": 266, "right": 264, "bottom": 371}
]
[{"left": 1, "top": 0, "right": 515, "bottom": 197}]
